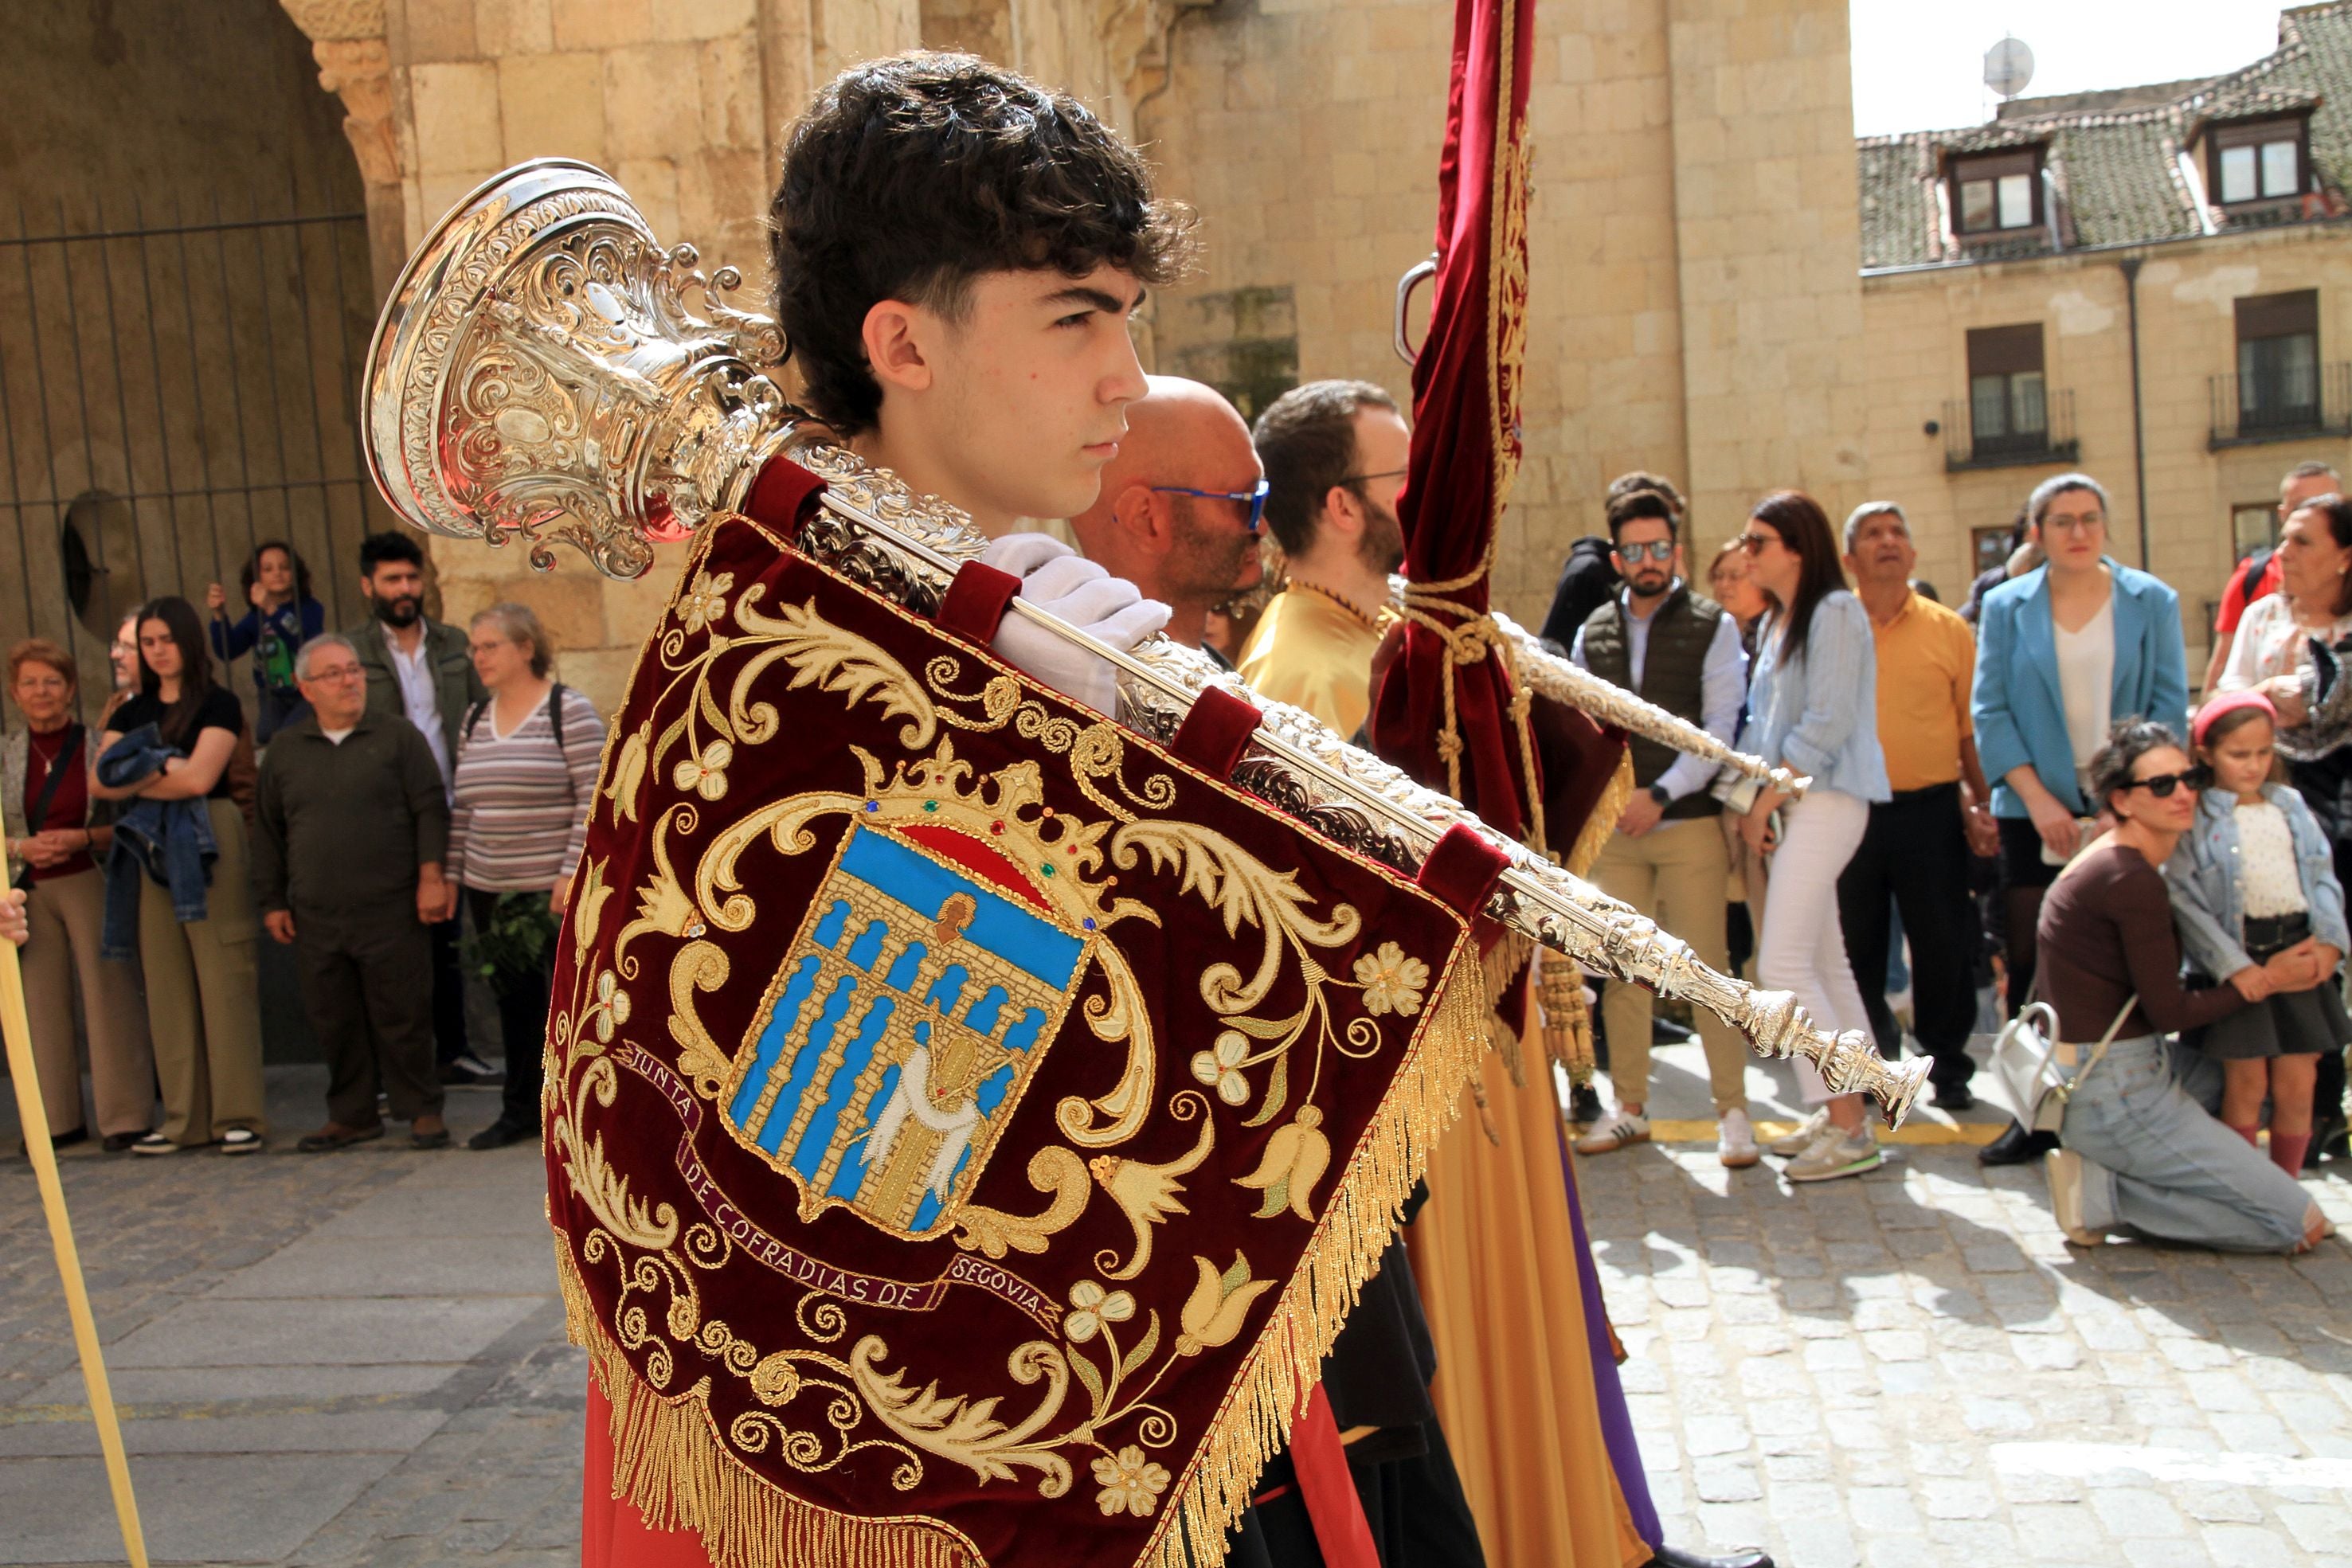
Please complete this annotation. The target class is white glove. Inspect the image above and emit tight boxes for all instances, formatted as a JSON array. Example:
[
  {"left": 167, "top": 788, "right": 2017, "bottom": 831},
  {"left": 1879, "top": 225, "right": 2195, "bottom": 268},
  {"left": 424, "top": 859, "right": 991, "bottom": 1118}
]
[{"left": 978, "top": 533, "right": 1169, "bottom": 714}]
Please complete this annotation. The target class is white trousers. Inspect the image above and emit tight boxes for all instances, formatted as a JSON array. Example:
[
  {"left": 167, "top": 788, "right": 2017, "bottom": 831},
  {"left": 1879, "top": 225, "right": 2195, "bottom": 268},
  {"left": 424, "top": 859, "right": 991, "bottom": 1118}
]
[{"left": 1755, "top": 788, "right": 1872, "bottom": 1105}]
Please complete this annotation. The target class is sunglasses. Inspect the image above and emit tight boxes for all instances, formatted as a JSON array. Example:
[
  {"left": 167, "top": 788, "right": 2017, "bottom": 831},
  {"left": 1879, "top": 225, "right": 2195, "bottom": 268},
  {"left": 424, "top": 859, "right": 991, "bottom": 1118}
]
[
  {"left": 2123, "top": 768, "right": 2204, "bottom": 799},
  {"left": 1151, "top": 479, "right": 1271, "bottom": 535},
  {"left": 1736, "top": 531, "right": 1782, "bottom": 554},
  {"left": 1617, "top": 540, "right": 1675, "bottom": 564}
]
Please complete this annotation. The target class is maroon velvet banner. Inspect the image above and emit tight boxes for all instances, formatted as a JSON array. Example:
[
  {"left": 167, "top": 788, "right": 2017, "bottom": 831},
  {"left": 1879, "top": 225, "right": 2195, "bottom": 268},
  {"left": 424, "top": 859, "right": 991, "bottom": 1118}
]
[{"left": 549, "top": 507, "right": 1488, "bottom": 1568}]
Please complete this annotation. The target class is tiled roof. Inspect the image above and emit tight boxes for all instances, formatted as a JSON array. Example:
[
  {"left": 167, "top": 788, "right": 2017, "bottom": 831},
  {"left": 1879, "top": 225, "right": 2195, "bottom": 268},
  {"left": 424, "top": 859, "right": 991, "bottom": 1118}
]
[{"left": 1857, "top": 2, "right": 2352, "bottom": 270}]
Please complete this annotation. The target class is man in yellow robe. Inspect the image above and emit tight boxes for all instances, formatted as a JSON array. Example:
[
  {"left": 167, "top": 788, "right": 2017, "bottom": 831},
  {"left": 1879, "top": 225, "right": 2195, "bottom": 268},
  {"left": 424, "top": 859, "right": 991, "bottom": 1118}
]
[{"left": 1238, "top": 381, "right": 1408, "bottom": 738}]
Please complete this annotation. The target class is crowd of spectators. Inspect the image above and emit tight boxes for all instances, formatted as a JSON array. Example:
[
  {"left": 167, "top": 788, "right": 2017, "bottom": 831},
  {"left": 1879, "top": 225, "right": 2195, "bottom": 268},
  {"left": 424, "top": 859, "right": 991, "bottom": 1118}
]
[
  {"left": 5, "top": 533, "right": 600, "bottom": 1158},
  {"left": 1540, "top": 456, "right": 2345, "bottom": 1254}
]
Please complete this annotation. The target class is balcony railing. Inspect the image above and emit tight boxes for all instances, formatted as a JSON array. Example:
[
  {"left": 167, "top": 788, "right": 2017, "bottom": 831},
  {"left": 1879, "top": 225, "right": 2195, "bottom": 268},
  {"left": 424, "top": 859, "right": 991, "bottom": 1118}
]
[
  {"left": 1944, "top": 388, "right": 2078, "bottom": 471},
  {"left": 2209, "top": 363, "right": 2352, "bottom": 448}
]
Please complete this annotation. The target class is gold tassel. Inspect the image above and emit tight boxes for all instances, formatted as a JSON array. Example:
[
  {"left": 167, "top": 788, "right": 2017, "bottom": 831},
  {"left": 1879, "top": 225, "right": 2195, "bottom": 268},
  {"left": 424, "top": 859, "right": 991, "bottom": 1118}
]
[
  {"left": 556, "top": 1242, "right": 981, "bottom": 1568},
  {"left": 1144, "top": 937, "right": 1493, "bottom": 1568}
]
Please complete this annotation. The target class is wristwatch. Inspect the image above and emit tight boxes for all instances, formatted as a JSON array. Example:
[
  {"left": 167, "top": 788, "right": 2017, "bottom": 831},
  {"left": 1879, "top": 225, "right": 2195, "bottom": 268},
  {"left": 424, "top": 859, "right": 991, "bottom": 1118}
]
[{"left": 1646, "top": 784, "right": 1672, "bottom": 808}]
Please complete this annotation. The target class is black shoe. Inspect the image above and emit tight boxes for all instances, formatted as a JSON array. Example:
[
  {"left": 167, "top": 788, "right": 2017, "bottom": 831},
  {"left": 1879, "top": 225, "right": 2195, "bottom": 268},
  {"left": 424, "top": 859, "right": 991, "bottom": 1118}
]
[
  {"left": 1651, "top": 1017, "right": 1695, "bottom": 1045},
  {"left": 1571, "top": 1082, "right": 1604, "bottom": 1125},
  {"left": 1978, "top": 1120, "right": 2058, "bottom": 1167},
  {"left": 102, "top": 1132, "right": 147, "bottom": 1154},
  {"left": 468, "top": 1117, "right": 536, "bottom": 1152},
  {"left": 46, "top": 1126, "right": 89, "bottom": 1152},
  {"left": 1649, "top": 1546, "right": 1774, "bottom": 1568},
  {"left": 1931, "top": 1081, "right": 1977, "bottom": 1112}
]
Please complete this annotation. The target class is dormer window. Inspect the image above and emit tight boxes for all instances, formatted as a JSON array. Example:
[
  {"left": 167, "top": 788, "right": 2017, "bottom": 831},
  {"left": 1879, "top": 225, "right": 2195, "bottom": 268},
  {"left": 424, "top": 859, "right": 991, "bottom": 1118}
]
[
  {"left": 2209, "top": 117, "right": 2308, "bottom": 205},
  {"left": 1951, "top": 149, "right": 2040, "bottom": 235}
]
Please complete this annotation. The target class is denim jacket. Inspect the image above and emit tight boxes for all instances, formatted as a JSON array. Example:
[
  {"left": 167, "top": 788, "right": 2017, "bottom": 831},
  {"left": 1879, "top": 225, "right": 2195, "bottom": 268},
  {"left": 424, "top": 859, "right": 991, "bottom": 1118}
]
[
  {"left": 2162, "top": 784, "right": 2350, "bottom": 980},
  {"left": 1740, "top": 590, "right": 1891, "bottom": 803},
  {"left": 97, "top": 725, "right": 217, "bottom": 960}
]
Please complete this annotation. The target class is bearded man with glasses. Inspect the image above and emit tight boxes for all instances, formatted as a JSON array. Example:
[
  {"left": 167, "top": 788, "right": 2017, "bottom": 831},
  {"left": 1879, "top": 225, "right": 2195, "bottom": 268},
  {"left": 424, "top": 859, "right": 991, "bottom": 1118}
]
[
  {"left": 1237, "top": 378, "right": 1411, "bottom": 738},
  {"left": 1568, "top": 481, "right": 1759, "bottom": 1168}
]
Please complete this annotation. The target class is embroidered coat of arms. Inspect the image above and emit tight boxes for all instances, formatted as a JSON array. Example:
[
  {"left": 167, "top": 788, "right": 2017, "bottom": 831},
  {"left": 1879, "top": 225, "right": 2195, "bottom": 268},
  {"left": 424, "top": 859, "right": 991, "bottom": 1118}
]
[{"left": 550, "top": 498, "right": 1494, "bottom": 1568}]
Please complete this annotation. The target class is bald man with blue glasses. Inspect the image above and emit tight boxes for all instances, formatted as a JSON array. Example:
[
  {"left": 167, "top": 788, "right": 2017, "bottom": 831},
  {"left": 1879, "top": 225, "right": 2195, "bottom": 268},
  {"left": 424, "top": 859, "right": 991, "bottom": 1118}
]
[{"left": 1066, "top": 374, "right": 1267, "bottom": 655}]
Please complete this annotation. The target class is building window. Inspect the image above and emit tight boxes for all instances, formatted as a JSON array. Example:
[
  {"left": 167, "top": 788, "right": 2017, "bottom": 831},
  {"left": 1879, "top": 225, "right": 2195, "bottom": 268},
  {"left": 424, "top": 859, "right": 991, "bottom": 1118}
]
[
  {"left": 2237, "top": 291, "right": 2320, "bottom": 432},
  {"left": 1967, "top": 324, "right": 2048, "bottom": 454},
  {"left": 1951, "top": 150, "right": 2040, "bottom": 234},
  {"left": 2233, "top": 502, "right": 2279, "bottom": 559},
  {"left": 2209, "top": 118, "right": 2307, "bottom": 205}
]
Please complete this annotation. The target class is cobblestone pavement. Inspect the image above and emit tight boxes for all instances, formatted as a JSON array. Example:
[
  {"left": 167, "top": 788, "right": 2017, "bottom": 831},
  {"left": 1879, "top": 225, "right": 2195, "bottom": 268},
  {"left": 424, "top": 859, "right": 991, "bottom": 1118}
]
[{"left": 5, "top": 1061, "right": 2350, "bottom": 1565}]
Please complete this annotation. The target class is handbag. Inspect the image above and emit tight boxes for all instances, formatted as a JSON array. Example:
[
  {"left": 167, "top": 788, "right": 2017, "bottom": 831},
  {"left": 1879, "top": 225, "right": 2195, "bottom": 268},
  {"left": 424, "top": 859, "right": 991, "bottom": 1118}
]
[{"left": 1989, "top": 987, "right": 2137, "bottom": 1135}]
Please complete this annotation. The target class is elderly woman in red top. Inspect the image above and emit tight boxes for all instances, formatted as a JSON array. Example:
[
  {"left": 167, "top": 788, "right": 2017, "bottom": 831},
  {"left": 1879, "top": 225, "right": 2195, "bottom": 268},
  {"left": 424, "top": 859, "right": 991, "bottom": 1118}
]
[{"left": 3, "top": 640, "right": 155, "bottom": 1151}]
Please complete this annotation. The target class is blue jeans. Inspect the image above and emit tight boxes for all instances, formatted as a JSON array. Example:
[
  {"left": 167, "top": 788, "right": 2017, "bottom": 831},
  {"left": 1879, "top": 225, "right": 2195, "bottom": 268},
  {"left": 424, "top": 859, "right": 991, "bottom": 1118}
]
[{"left": 2059, "top": 1036, "right": 2311, "bottom": 1253}]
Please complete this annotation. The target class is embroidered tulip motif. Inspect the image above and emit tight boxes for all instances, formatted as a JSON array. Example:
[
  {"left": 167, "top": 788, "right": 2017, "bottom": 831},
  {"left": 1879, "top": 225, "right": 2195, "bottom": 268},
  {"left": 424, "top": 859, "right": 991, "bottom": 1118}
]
[
  {"left": 601, "top": 723, "right": 650, "bottom": 823},
  {"left": 672, "top": 740, "right": 734, "bottom": 801},
  {"left": 1232, "top": 1107, "right": 1329, "bottom": 1222},
  {"left": 1176, "top": 1251, "right": 1275, "bottom": 1356},
  {"left": 1090, "top": 1445, "right": 1169, "bottom": 1518},
  {"left": 1063, "top": 1280, "right": 1137, "bottom": 1344},
  {"left": 1352, "top": 940, "right": 1429, "bottom": 1017},
  {"left": 678, "top": 569, "right": 735, "bottom": 634},
  {"left": 1188, "top": 1030, "right": 1251, "bottom": 1105}
]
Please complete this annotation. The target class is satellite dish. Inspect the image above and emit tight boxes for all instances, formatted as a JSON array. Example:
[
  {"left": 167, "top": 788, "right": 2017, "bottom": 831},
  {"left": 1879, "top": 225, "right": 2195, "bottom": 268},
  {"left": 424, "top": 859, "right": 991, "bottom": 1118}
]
[{"left": 1985, "top": 36, "right": 2035, "bottom": 100}]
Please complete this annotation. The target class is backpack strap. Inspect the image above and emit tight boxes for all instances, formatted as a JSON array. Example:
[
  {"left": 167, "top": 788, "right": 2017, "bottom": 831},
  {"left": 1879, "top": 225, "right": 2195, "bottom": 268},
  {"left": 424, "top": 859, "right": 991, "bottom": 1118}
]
[
  {"left": 547, "top": 682, "right": 566, "bottom": 754},
  {"left": 464, "top": 699, "right": 489, "bottom": 743}
]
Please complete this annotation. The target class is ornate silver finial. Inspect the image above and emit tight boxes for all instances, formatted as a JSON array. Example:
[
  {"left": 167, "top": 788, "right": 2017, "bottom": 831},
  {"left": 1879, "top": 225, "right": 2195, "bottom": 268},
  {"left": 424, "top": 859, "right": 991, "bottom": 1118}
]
[{"left": 363, "top": 158, "right": 796, "bottom": 581}]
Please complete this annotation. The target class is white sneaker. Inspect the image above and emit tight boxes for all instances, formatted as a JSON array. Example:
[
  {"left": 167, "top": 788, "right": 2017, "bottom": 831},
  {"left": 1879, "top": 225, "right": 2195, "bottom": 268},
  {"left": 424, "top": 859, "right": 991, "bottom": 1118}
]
[
  {"left": 1573, "top": 1110, "right": 1652, "bottom": 1156},
  {"left": 1718, "top": 1108, "right": 1760, "bottom": 1169},
  {"left": 1764, "top": 1108, "right": 1830, "bottom": 1159},
  {"left": 1783, "top": 1123, "right": 1882, "bottom": 1183},
  {"left": 2045, "top": 1148, "right": 2103, "bottom": 1245}
]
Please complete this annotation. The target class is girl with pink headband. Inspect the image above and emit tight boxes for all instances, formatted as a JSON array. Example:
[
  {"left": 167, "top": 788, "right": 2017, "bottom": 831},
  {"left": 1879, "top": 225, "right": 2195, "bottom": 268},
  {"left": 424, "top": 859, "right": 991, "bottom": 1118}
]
[{"left": 2166, "top": 691, "right": 2350, "bottom": 1179}]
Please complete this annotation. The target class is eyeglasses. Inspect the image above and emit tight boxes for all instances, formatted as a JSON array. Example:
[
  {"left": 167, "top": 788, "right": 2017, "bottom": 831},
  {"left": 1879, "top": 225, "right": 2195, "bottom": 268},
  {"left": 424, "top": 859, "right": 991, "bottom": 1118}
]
[
  {"left": 2123, "top": 768, "right": 2201, "bottom": 799},
  {"left": 1737, "top": 531, "right": 1783, "bottom": 555},
  {"left": 1338, "top": 467, "right": 1408, "bottom": 486},
  {"left": 2043, "top": 513, "right": 2104, "bottom": 535},
  {"left": 1151, "top": 479, "right": 1270, "bottom": 536},
  {"left": 1616, "top": 540, "right": 1675, "bottom": 564}
]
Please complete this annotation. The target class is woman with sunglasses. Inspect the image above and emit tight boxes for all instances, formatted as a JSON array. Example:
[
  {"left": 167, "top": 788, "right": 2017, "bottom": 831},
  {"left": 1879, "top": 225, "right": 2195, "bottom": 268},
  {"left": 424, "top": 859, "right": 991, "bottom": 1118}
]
[
  {"left": 2037, "top": 721, "right": 2330, "bottom": 1253},
  {"left": 1731, "top": 491, "right": 1891, "bottom": 1182}
]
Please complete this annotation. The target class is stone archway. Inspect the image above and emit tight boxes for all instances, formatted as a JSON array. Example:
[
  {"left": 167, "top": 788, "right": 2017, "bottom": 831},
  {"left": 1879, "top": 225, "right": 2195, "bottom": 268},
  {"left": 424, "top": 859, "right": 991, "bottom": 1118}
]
[{"left": 277, "top": 0, "right": 405, "bottom": 294}]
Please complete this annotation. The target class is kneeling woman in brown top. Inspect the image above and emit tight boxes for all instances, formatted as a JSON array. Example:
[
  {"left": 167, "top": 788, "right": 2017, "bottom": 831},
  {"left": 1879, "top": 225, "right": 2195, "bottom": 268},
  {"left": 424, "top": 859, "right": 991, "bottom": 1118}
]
[{"left": 2036, "top": 720, "right": 2334, "bottom": 1253}]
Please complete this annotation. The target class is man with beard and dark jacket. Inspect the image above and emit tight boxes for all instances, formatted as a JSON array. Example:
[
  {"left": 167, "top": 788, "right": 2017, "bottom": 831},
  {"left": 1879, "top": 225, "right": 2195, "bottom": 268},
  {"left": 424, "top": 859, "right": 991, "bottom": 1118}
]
[{"left": 348, "top": 531, "right": 491, "bottom": 1089}]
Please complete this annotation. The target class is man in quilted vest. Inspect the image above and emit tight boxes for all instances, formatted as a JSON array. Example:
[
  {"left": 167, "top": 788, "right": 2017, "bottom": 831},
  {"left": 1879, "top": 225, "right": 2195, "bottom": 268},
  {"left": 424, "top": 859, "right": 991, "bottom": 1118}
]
[{"left": 1569, "top": 481, "right": 1758, "bottom": 1168}]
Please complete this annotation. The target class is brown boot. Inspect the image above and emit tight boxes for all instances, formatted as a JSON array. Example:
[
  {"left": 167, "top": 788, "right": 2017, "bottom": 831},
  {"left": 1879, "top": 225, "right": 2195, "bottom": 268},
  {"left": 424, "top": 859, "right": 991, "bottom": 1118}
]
[{"left": 296, "top": 1121, "right": 385, "bottom": 1153}]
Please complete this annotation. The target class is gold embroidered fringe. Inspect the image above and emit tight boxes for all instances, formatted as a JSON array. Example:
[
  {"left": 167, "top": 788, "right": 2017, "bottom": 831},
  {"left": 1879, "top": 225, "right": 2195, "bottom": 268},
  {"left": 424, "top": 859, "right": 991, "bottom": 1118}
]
[
  {"left": 554, "top": 935, "right": 1494, "bottom": 1568},
  {"left": 557, "top": 1241, "right": 980, "bottom": 1568},
  {"left": 1140, "top": 940, "right": 1495, "bottom": 1568}
]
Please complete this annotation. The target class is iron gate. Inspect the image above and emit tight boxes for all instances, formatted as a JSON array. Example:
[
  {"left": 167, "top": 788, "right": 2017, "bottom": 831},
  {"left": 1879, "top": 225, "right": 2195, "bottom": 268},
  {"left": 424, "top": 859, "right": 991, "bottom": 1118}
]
[{"left": 0, "top": 184, "right": 384, "bottom": 723}]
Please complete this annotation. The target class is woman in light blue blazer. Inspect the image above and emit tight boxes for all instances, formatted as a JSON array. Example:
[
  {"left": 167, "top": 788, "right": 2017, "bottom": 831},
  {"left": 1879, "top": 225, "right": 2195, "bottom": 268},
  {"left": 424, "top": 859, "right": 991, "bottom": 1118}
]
[{"left": 1971, "top": 472, "right": 2191, "bottom": 1016}]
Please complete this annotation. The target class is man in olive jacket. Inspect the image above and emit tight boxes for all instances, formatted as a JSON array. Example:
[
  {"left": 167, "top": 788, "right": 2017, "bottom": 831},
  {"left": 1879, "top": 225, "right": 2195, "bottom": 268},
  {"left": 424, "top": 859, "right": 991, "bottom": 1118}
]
[
  {"left": 347, "top": 531, "right": 489, "bottom": 1085},
  {"left": 254, "top": 635, "right": 452, "bottom": 1150}
]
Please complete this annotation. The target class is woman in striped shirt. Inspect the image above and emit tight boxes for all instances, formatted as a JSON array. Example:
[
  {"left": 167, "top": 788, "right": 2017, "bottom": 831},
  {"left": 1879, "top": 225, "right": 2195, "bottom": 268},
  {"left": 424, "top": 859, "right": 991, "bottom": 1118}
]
[{"left": 444, "top": 603, "right": 603, "bottom": 1151}]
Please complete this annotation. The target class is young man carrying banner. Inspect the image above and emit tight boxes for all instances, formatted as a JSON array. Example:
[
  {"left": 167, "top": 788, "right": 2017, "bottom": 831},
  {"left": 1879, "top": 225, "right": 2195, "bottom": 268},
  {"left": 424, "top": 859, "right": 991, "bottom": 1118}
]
[{"left": 553, "top": 53, "right": 1496, "bottom": 1568}]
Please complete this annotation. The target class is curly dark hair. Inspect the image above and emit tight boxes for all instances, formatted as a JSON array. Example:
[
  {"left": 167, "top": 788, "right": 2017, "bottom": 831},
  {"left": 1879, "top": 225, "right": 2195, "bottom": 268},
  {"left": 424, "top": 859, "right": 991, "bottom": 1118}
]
[
  {"left": 2088, "top": 718, "right": 2188, "bottom": 815},
  {"left": 238, "top": 539, "right": 314, "bottom": 606},
  {"left": 768, "top": 53, "right": 1197, "bottom": 436}
]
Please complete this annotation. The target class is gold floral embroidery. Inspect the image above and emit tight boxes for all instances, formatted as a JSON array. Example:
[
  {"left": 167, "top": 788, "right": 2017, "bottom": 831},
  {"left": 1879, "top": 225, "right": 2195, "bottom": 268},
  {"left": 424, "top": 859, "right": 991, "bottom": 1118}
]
[
  {"left": 678, "top": 570, "right": 736, "bottom": 635},
  {"left": 1176, "top": 1252, "right": 1274, "bottom": 1356},
  {"left": 1063, "top": 1281, "right": 1136, "bottom": 1344},
  {"left": 1091, "top": 1446, "right": 1168, "bottom": 1519},
  {"left": 1188, "top": 1031, "right": 1250, "bottom": 1105},
  {"left": 1233, "top": 1108, "right": 1330, "bottom": 1223},
  {"left": 1354, "top": 941, "right": 1430, "bottom": 1018},
  {"left": 673, "top": 739, "right": 734, "bottom": 800}
]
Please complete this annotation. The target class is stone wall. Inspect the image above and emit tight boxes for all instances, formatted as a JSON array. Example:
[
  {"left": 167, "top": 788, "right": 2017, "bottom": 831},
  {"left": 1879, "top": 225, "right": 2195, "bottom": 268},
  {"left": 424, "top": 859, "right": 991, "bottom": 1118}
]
[{"left": 1140, "top": 0, "right": 1868, "bottom": 631}]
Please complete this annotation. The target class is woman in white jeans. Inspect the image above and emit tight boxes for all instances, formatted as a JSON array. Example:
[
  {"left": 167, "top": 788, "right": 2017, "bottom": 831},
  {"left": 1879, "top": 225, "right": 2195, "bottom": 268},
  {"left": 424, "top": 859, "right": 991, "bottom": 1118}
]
[{"left": 1734, "top": 491, "right": 1892, "bottom": 1181}]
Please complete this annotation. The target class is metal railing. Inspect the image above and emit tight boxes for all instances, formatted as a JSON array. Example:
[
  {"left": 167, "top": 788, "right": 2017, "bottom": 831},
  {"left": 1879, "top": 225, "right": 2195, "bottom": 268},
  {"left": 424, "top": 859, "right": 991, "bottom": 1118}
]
[
  {"left": 2209, "top": 363, "right": 2352, "bottom": 448},
  {"left": 1943, "top": 387, "right": 2078, "bottom": 471}
]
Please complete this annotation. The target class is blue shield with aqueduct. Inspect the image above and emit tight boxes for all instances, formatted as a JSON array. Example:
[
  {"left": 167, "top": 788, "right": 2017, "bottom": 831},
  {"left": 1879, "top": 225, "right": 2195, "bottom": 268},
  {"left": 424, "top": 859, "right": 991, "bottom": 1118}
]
[{"left": 721, "top": 822, "right": 1090, "bottom": 1238}]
